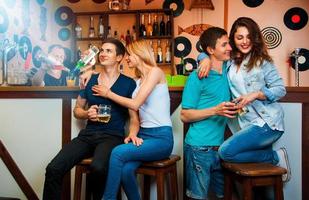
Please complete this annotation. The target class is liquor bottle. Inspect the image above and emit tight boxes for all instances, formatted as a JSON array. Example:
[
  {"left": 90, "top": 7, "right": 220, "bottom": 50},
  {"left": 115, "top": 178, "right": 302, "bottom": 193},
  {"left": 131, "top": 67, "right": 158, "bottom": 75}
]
[
  {"left": 89, "top": 16, "right": 95, "bottom": 38},
  {"left": 73, "top": 45, "right": 99, "bottom": 74},
  {"left": 131, "top": 25, "right": 137, "bottom": 41},
  {"left": 152, "top": 14, "right": 159, "bottom": 36},
  {"left": 146, "top": 14, "right": 153, "bottom": 36},
  {"left": 157, "top": 40, "right": 163, "bottom": 63},
  {"left": 149, "top": 40, "right": 155, "bottom": 59},
  {"left": 75, "top": 21, "right": 82, "bottom": 39},
  {"left": 98, "top": 15, "right": 104, "bottom": 38},
  {"left": 181, "top": 56, "right": 186, "bottom": 75},
  {"left": 114, "top": 30, "right": 119, "bottom": 39},
  {"left": 165, "top": 41, "right": 171, "bottom": 63},
  {"left": 166, "top": 15, "right": 171, "bottom": 36},
  {"left": 159, "top": 15, "right": 165, "bottom": 36},
  {"left": 120, "top": 33, "right": 126, "bottom": 45},
  {"left": 125, "top": 30, "right": 132, "bottom": 45},
  {"left": 107, "top": 26, "right": 112, "bottom": 38},
  {"left": 139, "top": 14, "right": 146, "bottom": 37}
]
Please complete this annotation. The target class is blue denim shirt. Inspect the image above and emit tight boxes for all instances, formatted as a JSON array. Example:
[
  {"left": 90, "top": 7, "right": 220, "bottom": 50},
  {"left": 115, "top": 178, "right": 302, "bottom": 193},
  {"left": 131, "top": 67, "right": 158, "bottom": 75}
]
[
  {"left": 227, "top": 60, "right": 286, "bottom": 131},
  {"left": 197, "top": 52, "right": 286, "bottom": 132}
]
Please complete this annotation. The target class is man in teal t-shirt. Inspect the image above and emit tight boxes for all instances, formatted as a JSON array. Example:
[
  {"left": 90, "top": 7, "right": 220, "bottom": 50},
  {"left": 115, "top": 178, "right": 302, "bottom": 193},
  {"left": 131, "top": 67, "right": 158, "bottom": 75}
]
[{"left": 181, "top": 27, "right": 237, "bottom": 200}]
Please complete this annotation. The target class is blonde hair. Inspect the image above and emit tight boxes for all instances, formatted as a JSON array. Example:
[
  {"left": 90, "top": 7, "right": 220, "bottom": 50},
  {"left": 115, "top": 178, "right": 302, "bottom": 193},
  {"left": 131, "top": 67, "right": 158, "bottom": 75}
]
[{"left": 126, "top": 40, "right": 157, "bottom": 78}]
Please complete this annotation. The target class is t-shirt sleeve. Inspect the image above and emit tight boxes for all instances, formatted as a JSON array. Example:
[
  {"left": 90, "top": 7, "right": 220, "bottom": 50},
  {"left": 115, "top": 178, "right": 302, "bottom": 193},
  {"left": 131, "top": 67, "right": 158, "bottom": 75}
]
[
  {"left": 79, "top": 89, "right": 86, "bottom": 98},
  {"left": 182, "top": 71, "right": 202, "bottom": 109}
]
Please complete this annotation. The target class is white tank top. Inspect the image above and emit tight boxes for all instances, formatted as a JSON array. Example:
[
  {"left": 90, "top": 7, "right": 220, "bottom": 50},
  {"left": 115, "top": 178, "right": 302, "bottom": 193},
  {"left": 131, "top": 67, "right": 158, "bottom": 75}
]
[{"left": 133, "top": 79, "right": 172, "bottom": 128}]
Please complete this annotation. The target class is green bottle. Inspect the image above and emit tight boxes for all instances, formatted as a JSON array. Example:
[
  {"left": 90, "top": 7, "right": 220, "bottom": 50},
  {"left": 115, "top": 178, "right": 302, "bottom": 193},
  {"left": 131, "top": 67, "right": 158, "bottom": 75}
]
[{"left": 73, "top": 45, "right": 100, "bottom": 74}]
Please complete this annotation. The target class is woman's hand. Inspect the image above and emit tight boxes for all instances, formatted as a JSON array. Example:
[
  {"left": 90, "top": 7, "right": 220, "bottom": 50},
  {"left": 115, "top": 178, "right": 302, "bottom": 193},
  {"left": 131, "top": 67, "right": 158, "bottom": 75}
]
[
  {"left": 79, "top": 69, "right": 94, "bottom": 89},
  {"left": 124, "top": 134, "right": 143, "bottom": 146},
  {"left": 214, "top": 102, "right": 238, "bottom": 118},
  {"left": 233, "top": 92, "right": 263, "bottom": 107},
  {"left": 87, "top": 105, "right": 99, "bottom": 121},
  {"left": 92, "top": 84, "right": 110, "bottom": 98},
  {"left": 197, "top": 58, "right": 211, "bottom": 79}
]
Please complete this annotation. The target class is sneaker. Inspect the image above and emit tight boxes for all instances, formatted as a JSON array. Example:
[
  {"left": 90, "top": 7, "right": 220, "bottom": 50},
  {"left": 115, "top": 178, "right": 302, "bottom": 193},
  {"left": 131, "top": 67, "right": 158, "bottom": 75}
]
[{"left": 276, "top": 147, "right": 291, "bottom": 182}]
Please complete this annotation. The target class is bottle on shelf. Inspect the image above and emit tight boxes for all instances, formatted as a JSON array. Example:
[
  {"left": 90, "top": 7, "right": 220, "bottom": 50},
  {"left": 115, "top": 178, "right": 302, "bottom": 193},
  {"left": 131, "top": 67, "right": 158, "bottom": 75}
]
[
  {"left": 75, "top": 21, "right": 82, "bottom": 39},
  {"left": 139, "top": 14, "right": 146, "bottom": 37},
  {"left": 166, "top": 15, "right": 171, "bottom": 36},
  {"left": 157, "top": 40, "right": 163, "bottom": 63},
  {"left": 89, "top": 16, "right": 95, "bottom": 38},
  {"left": 165, "top": 41, "right": 171, "bottom": 63},
  {"left": 152, "top": 14, "right": 159, "bottom": 36},
  {"left": 107, "top": 26, "right": 112, "bottom": 38},
  {"left": 125, "top": 30, "right": 132, "bottom": 45},
  {"left": 181, "top": 56, "right": 186, "bottom": 75},
  {"left": 98, "top": 15, "right": 104, "bottom": 39},
  {"left": 131, "top": 25, "right": 137, "bottom": 41},
  {"left": 159, "top": 15, "right": 165, "bottom": 36},
  {"left": 149, "top": 40, "right": 155, "bottom": 59},
  {"left": 73, "top": 45, "right": 100, "bottom": 75},
  {"left": 146, "top": 14, "right": 153, "bottom": 36},
  {"left": 114, "top": 30, "right": 119, "bottom": 39},
  {"left": 120, "top": 33, "right": 126, "bottom": 45}
]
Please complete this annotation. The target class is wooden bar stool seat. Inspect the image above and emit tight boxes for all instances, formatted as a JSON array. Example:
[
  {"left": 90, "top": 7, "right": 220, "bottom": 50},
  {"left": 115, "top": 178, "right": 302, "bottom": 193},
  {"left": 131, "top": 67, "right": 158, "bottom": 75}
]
[
  {"left": 222, "top": 162, "right": 287, "bottom": 200},
  {"left": 136, "top": 154, "right": 181, "bottom": 200}
]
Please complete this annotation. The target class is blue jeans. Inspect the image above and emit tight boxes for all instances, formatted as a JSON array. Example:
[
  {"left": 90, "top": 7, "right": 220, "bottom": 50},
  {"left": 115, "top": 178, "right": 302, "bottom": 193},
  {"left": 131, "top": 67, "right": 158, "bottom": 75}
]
[
  {"left": 218, "top": 124, "right": 283, "bottom": 164},
  {"left": 184, "top": 143, "right": 224, "bottom": 199},
  {"left": 103, "top": 126, "right": 173, "bottom": 200}
]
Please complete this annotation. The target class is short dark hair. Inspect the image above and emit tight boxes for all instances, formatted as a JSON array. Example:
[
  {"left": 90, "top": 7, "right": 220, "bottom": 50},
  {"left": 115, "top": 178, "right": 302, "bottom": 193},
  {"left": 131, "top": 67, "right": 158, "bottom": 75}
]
[
  {"left": 48, "top": 44, "right": 64, "bottom": 53},
  {"left": 199, "top": 27, "right": 228, "bottom": 54},
  {"left": 102, "top": 38, "right": 126, "bottom": 57}
]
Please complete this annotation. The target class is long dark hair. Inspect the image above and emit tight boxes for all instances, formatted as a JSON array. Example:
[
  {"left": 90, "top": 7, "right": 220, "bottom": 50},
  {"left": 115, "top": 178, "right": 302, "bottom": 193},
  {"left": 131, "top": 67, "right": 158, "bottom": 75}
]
[{"left": 229, "top": 17, "right": 273, "bottom": 71}]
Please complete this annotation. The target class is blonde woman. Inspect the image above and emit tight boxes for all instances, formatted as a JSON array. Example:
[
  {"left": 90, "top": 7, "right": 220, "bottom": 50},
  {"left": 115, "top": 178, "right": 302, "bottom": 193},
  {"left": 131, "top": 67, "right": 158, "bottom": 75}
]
[{"left": 91, "top": 40, "right": 173, "bottom": 200}]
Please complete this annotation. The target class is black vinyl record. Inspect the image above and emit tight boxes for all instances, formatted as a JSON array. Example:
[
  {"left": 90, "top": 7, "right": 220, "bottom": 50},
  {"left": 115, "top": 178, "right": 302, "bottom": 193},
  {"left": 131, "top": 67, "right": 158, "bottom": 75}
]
[
  {"left": 174, "top": 36, "right": 191, "bottom": 58},
  {"left": 290, "top": 48, "right": 309, "bottom": 71},
  {"left": 261, "top": 27, "right": 282, "bottom": 49},
  {"left": 0, "top": 7, "right": 9, "bottom": 33},
  {"left": 196, "top": 40, "right": 203, "bottom": 53},
  {"left": 58, "top": 28, "right": 71, "bottom": 41},
  {"left": 92, "top": 0, "right": 106, "bottom": 3},
  {"left": 32, "top": 46, "right": 43, "bottom": 68},
  {"left": 54, "top": 6, "right": 74, "bottom": 26},
  {"left": 163, "top": 0, "right": 184, "bottom": 17},
  {"left": 284, "top": 7, "right": 308, "bottom": 30},
  {"left": 242, "top": 0, "right": 264, "bottom": 8},
  {"left": 184, "top": 57, "right": 197, "bottom": 71}
]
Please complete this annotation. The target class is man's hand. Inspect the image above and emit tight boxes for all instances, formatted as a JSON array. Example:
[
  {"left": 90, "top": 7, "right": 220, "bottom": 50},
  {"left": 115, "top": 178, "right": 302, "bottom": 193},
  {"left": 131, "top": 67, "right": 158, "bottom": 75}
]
[
  {"left": 124, "top": 134, "right": 143, "bottom": 146},
  {"left": 92, "top": 84, "right": 110, "bottom": 98},
  {"left": 214, "top": 102, "right": 238, "bottom": 118},
  {"left": 87, "top": 105, "right": 99, "bottom": 121},
  {"left": 233, "top": 92, "right": 262, "bottom": 107}
]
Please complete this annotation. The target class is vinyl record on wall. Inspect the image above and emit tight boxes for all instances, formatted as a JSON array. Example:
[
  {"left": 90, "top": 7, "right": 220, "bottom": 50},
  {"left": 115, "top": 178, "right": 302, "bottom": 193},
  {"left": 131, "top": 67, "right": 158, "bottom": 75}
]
[
  {"left": 58, "top": 28, "right": 71, "bottom": 41},
  {"left": 242, "top": 0, "right": 264, "bottom": 8},
  {"left": 32, "top": 46, "right": 43, "bottom": 68},
  {"left": 54, "top": 6, "right": 74, "bottom": 26},
  {"left": 0, "top": 7, "right": 9, "bottom": 33},
  {"left": 196, "top": 40, "right": 203, "bottom": 53},
  {"left": 184, "top": 57, "right": 197, "bottom": 71},
  {"left": 284, "top": 7, "right": 308, "bottom": 30},
  {"left": 18, "top": 36, "right": 32, "bottom": 60},
  {"left": 261, "top": 27, "right": 282, "bottom": 49},
  {"left": 290, "top": 48, "right": 309, "bottom": 71},
  {"left": 174, "top": 36, "right": 192, "bottom": 58},
  {"left": 163, "top": 0, "right": 184, "bottom": 17},
  {"left": 92, "top": 0, "right": 106, "bottom": 3}
]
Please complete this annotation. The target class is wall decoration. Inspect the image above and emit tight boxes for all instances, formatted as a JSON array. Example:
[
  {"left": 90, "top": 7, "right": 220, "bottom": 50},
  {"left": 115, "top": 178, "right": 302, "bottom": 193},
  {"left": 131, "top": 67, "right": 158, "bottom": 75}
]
[
  {"left": 178, "top": 24, "right": 212, "bottom": 36},
  {"left": 18, "top": 36, "right": 32, "bottom": 60},
  {"left": 196, "top": 40, "right": 203, "bottom": 53},
  {"left": 261, "top": 27, "right": 282, "bottom": 49},
  {"left": 284, "top": 7, "right": 308, "bottom": 30},
  {"left": 67, "top": 0, "right": 80, "bottom": 3},
  {"left": 290, "top": 48, "right": 309, "bottom": 71},
  {"left": 163, "top": 0, "right": 184, "bottom": 17},
  {"left": 58, "top": 28, "right": 71, "bottom": 41},
  {"left": 174, "top": 36, "right": 192, "bottom": 58},
  {"left": 242, "top": 0, "right": 264, "bottom": 8},
  {"left": 54, "top": 6, "right": 74, "bottom": 26},
  {"left": 32, "top": 46, "right": 43, "bottom": 68},
  {"left": 184, "top": 57, "right": 197, "bottom": 71},
  {"left": 36, "top": 0, "right": 45, "bottom": 5},
  {"left": 92, "top": 0, "right": 107, "bottom": 3},
  {"left": 22, "top": 0, "right": 31, "bottom": 35},
  {"left": 0, "top": 7, "right": 9, "bottom": 33},
  {"left": 40, "top": 6, "right": 47, "bottom": 41},
  {"left": 145, "top": 0, "right": 154, "bottom": 5},
  {"left": 190, "top": 0, "right": 214, "bottom": 10}
]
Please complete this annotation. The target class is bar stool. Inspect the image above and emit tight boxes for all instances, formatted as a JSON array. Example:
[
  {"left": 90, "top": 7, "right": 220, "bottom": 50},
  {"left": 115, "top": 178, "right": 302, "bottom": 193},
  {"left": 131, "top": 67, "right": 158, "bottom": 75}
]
[
  {"left": 136, "top": 154, "right": 181, "bottom": 200},
  {"left": 222, "top": 162, "right": 287, "bottom": 200},
  {"left": 74, "top": 158, "right": 92, "bottom": 200}
]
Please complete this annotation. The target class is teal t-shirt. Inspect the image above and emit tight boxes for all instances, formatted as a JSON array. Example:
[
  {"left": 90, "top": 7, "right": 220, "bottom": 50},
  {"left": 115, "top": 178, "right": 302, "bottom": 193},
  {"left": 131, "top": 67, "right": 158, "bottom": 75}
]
[{"left": 182, "top": 62, "right": 231, "bottom": 146}]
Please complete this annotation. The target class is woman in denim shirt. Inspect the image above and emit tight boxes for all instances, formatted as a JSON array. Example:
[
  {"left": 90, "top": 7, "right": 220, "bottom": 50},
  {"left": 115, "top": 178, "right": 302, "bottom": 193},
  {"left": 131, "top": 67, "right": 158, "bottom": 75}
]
[{"left": 198, "top": 17, "right": 291, "bottom": 182}]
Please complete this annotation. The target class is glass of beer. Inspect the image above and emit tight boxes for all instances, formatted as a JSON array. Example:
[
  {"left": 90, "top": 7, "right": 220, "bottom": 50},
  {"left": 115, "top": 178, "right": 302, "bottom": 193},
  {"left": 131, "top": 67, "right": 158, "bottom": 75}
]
[{"left": 97, "top": 104, "right": 111, "bottom": 123}]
